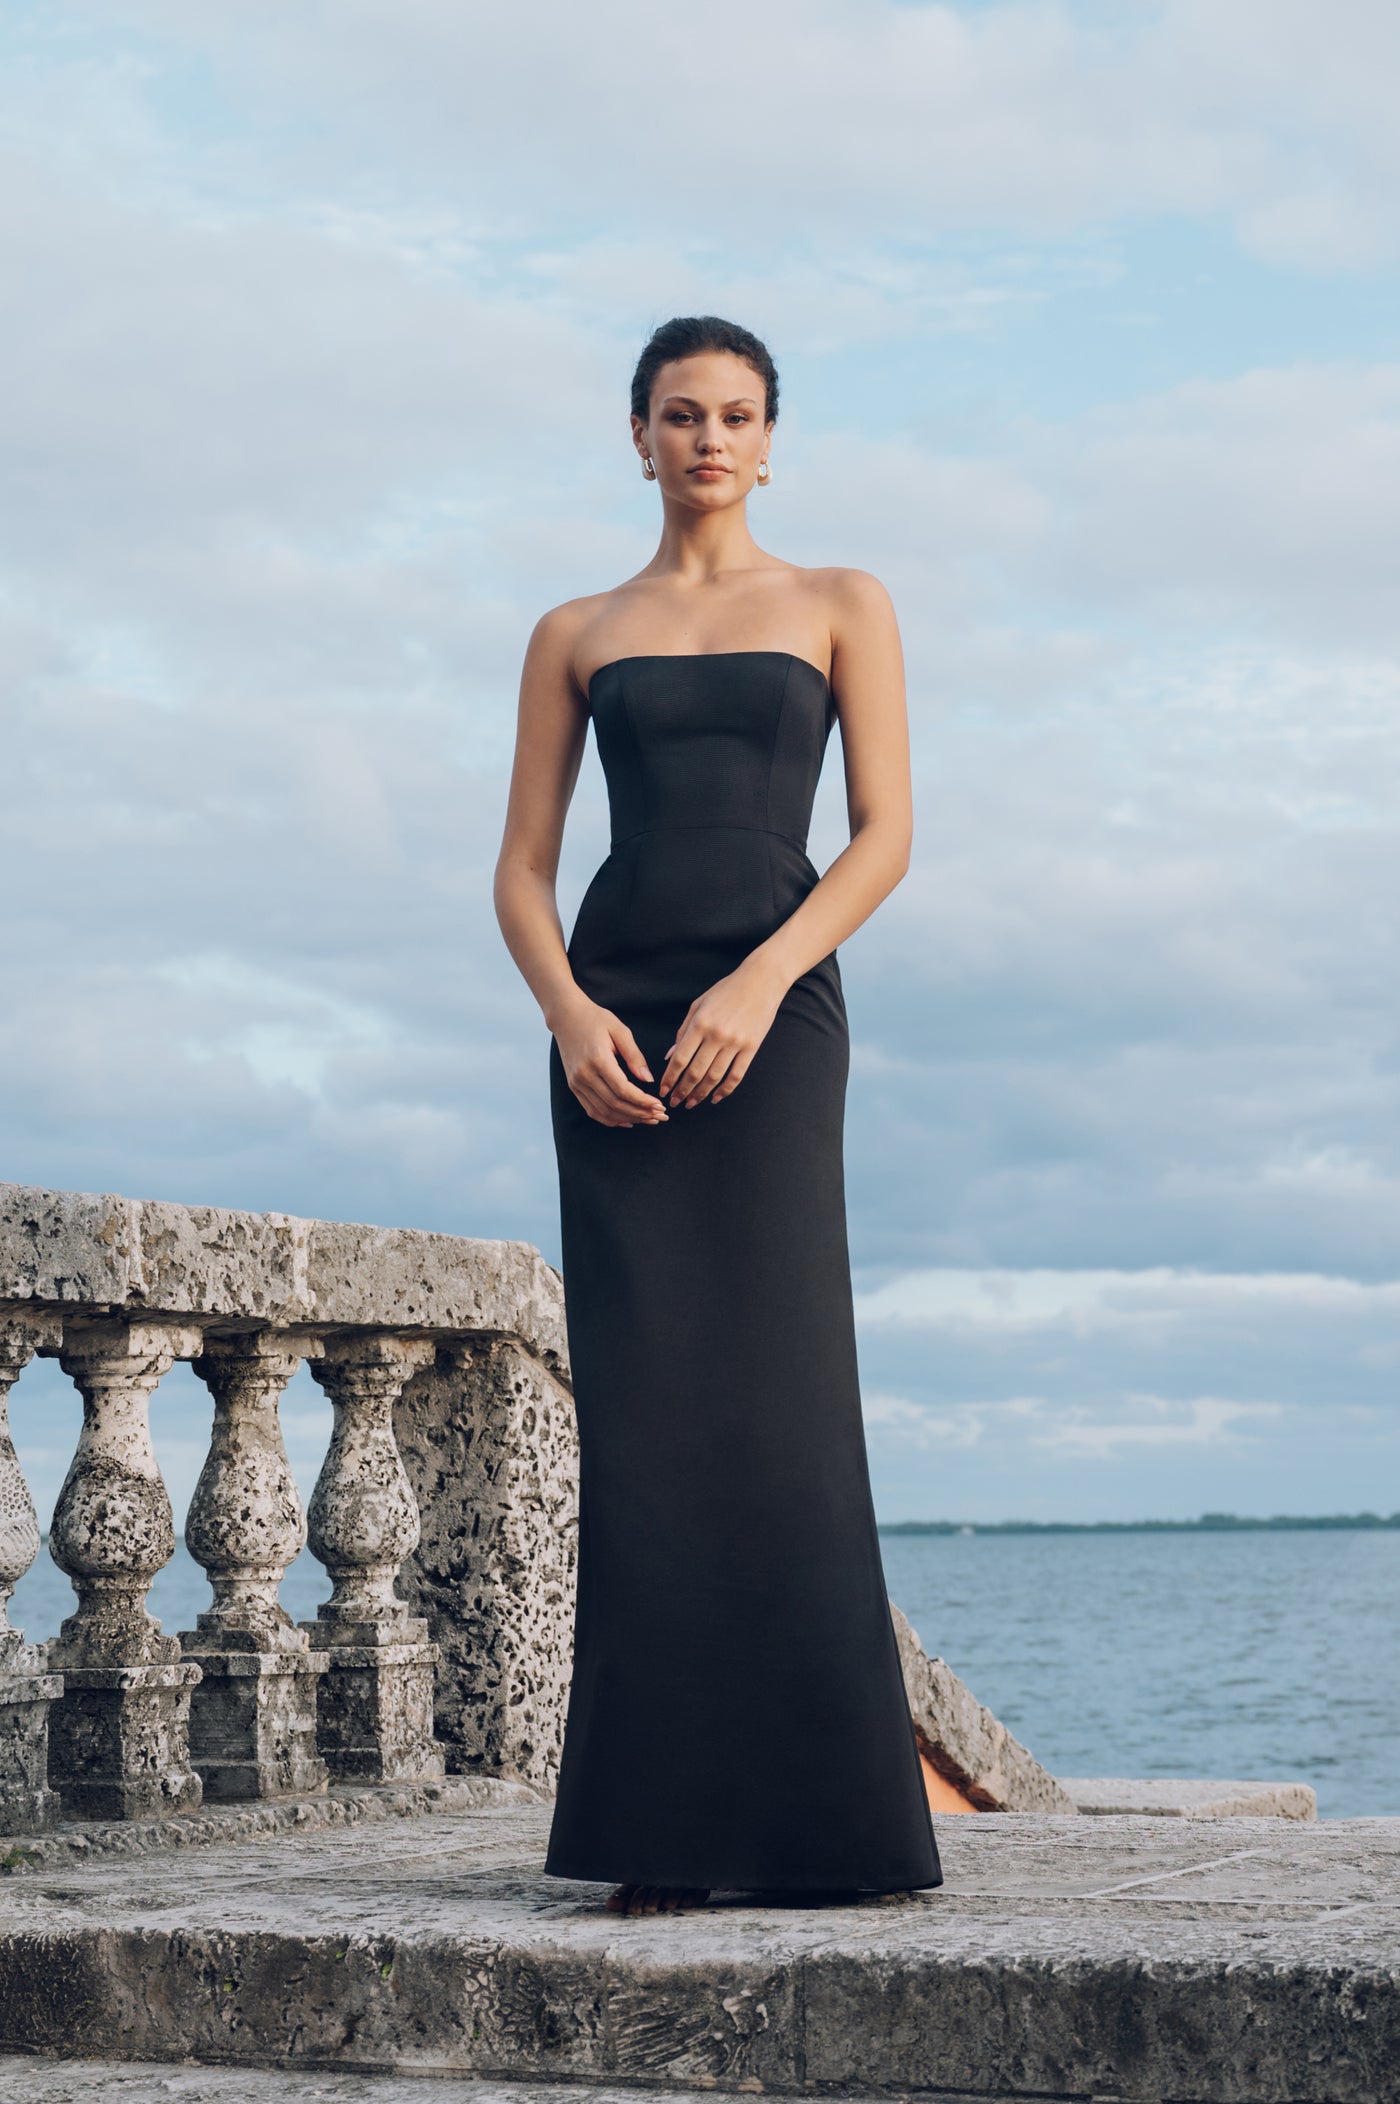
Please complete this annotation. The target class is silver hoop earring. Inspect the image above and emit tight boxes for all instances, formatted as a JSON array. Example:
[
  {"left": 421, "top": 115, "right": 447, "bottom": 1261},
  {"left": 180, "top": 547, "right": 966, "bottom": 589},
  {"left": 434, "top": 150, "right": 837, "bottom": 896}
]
[
  {"left": 641, "top": 456, "right": 657, "bottom": 481},
  {"left": 756, "top": 459, "right": 771, "bottom": 485}
]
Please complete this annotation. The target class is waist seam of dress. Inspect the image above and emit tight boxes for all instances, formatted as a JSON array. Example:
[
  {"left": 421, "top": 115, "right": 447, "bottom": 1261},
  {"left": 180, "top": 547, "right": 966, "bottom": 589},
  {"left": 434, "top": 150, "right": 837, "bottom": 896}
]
[{"left": 609, "top": 822, "right": 811, "bottom": 852}]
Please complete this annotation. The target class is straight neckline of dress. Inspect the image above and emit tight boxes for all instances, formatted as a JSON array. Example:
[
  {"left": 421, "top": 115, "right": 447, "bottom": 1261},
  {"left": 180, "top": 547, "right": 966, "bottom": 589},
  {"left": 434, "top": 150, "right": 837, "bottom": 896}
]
[{"left": 586, "top": 649, "right": 832, "bottom": 696}]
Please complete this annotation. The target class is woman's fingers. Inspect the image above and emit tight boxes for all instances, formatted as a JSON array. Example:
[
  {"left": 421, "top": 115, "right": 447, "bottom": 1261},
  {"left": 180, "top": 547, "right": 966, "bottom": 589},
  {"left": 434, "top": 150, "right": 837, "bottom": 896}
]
[
  {"left": 662, "top": 1036, "right": 712, "bottom": 1105},
  {"left": 571, "top": 1020, "right": 666, "bottom": 1127},
  {"left": 570, "top": 1072, "right": 619, "bottom": 1125},
  {"left": 577, "top": 1077, "right": 657, "bottom": 1127},
  {"left": 569, "top": 1001, "right": 761, "bottom": 1122},
  {"left": 669, "top": 1034, "right": 746, "bottom": 1107},
  {"left": 555, "top": 1001, "right": 666, "bottom": 1128},
  {"left": 709, "top": 1049, "right": 753, "bottom": 1103},
  {"left": 596, "top": 1058, "right": 663, "bottom": 1116},
  {"left": 658, "top": 1006, "right": 703, "bottom": 1097},
  {"left": 575, "top": 1033, "right": 751, "bottom": 1120},
  {"left": 585, "top": 1035, "right": 661, "bottom": 1119},
  {"left": 677, "top": 1047, "right": 737, "bottom": 1107},
  {"left": 613, "top": 1026, "right": 655, "bottom": 1086},
  {"left": 592, "top": 1020, "right": 665, "bottom": 1118}
]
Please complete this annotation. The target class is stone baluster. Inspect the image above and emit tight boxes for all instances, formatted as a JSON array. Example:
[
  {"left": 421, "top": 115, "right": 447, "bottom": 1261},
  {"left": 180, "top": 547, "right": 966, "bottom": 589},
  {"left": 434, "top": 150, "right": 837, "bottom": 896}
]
[
  {"left": 300, "top": 1333, "right": 444, "bottom": 1782},
  {"left": 178, "top": 1332, "right": 328, "bottom": 1801},
  {"left": 0, "top": 1315, "right": 63, "bottom": 1833},
  {"left": 47, "top": 1318, "right": 204, "bottom": 1820}
]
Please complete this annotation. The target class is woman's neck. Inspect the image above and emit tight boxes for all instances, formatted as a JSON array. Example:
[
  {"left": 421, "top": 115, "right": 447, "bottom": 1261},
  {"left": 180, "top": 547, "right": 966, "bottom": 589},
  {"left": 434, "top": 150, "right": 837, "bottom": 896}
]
[{"left": 644, "top": 502, "right": 774, "bottom": 584}]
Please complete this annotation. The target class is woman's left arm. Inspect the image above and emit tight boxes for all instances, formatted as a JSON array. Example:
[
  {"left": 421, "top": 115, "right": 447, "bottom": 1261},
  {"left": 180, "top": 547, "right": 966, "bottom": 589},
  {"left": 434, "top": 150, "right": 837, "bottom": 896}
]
[{"left": 658, "top": 571, "right": 912, "bottom": 1107}]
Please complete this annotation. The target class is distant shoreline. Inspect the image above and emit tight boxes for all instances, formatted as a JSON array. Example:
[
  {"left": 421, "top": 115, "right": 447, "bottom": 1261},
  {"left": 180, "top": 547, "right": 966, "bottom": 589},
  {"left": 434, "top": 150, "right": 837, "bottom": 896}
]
[{"left": 879, "top": 1512, "right": 1400, "bottom": 1535}]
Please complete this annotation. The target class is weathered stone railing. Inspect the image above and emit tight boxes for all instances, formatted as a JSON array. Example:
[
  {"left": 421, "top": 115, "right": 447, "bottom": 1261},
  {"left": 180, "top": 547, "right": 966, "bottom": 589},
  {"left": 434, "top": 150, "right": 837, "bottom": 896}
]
[{"left": 0, "top": 1183, "right": 577, "bottom": 1834}]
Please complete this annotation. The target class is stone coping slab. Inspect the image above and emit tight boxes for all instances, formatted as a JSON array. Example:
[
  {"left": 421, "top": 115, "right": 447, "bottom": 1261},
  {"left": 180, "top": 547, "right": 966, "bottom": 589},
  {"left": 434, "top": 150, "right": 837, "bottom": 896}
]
[
  {"left": 0, "top": 1183, "right": 569, "bottom": 1372},
  {"left": 2, "top": 1801, "right": 1399, "bottom": 2101},
  {"left": 1065, "top": 1776, "right": 1320, "bottom": 1820}
]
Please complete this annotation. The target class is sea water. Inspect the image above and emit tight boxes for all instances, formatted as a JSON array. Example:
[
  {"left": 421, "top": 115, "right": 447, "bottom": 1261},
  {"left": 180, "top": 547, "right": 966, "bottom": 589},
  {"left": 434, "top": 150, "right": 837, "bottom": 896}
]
[
  {"left": 881, "top": 1527, "right": 1400, "bottom": 1819},
  {"left": 10, "top": 1529, "right": 1397, "bottom": 1819}
]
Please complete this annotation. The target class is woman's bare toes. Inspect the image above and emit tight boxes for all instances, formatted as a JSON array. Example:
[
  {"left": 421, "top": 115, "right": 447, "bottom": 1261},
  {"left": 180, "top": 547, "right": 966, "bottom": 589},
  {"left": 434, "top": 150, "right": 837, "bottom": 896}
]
[{"left": 604, "top": 1884, "right": 710, "bottom": 1915}]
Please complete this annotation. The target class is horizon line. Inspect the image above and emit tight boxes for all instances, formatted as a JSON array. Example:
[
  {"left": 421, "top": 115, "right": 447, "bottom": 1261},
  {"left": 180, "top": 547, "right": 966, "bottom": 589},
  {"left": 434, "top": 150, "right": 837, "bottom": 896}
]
[{"left": 878, "top": 1511, "right": 1400, "bottom": 1534}]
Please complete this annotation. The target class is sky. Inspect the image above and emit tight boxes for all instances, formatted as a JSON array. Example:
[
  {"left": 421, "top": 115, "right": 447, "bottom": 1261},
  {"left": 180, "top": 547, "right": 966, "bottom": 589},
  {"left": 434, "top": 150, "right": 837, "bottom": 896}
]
[{"left": 3, "top": 0, "right": 1400, "bottom": 1528}]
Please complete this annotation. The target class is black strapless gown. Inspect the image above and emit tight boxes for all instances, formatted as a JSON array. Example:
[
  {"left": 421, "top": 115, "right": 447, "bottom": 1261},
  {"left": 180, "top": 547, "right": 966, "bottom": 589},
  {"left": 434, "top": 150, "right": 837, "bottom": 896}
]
[{"left": 545, "top": 651, "right": 941, "bottom": 1894}]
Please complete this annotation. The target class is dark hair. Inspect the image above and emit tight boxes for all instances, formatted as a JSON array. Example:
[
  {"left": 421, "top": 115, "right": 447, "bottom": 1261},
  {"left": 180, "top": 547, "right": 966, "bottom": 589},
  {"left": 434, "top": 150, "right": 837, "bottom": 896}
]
[{"left": 630, "top": 315, "right": 779, "bottom": 426}]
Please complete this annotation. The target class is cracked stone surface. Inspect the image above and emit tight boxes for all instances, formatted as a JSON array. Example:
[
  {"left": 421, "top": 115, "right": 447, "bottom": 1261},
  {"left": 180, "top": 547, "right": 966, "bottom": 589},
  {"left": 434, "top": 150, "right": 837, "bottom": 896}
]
[
  {"left": 395, "top": 1338, "right": 578, "bottom": 1791},
  {"left": 0, "top": 1184, "right": 568, "bottom": 1371},
  {"left": 1, "top": 1803, "right": 1397, "bottom": 2100}
]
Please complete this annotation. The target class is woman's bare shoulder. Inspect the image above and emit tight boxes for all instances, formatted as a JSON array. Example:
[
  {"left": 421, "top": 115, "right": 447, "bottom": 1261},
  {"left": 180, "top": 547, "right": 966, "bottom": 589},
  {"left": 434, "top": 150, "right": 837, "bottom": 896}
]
[
  {"left": 793, "top": 564, "right": 896, "bottom": 616},
  {"left": 784, "top": 566, "right": 899, "bottom": 666},
  {"left": 528, "top": 590, "right": 611, "bottom": 655},
  {"left": 527, "top": 584, "right": 645, "bottom": 688}
]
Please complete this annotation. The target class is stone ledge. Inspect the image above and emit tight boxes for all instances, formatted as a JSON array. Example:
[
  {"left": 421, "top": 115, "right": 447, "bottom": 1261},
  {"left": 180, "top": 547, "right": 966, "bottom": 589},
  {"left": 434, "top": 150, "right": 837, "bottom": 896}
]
[
  {"left": 1064, "top": 1775, "right": 1320, "bottom": 1819},
  {"left": 176, "top": 1650, "right": 331, "bottom": 1680},
  {"left": 2, "top": 1803, "right": 1398, "bottom": 2101},
  {"left": 0, "top": 2069, "right": 1008, "bottom": 2104},
  {"left": 0, "top": 1182, "right": 569, "bottom": 1375},
  {"left": 891, "top": 1600, "right": 1077, "bottom": 1813},
  {"left": 0, "top": 1672, "right": 62, "bottom": 1702},
  {"left": 0, "top": 1773, "right": 543, "bottom": 1869}
]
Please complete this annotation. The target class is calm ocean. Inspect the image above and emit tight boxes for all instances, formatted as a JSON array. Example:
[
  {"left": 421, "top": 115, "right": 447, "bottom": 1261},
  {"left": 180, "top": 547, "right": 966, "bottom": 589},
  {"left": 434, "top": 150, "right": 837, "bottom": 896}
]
[
  {"left": 12, "top": 1529, "right": 1397, "bottom": 1819},
  {"left": 882, "top": 1528, "right": 1400, "bottom": 1820}
]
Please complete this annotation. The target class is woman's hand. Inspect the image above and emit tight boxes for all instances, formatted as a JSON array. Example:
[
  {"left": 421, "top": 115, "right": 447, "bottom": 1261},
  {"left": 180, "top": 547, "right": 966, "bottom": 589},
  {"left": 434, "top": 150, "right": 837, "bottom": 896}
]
[
  {"left": 658, "top": 958, "right": 787, "bottom": 1108},
  {"left": 553, "top": 994, "right": 668, "bottom": 1129}
]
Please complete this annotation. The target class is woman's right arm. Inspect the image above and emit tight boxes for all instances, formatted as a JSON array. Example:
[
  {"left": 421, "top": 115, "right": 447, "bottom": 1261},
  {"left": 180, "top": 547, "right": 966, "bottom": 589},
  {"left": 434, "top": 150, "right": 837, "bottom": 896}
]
[{"left": 493, "top": 609, "right": 668, "bottom": 1129}]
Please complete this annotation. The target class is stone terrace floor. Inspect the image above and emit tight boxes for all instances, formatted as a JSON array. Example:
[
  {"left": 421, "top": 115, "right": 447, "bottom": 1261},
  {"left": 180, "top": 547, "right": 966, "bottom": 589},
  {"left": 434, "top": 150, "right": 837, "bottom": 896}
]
[{"left": 2, "top": 1792, "right": 1398, "bottom": 2103}]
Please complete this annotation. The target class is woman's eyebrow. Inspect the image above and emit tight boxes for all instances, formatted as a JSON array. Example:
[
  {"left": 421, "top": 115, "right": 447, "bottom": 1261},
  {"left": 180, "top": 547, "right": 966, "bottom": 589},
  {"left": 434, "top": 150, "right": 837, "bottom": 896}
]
[{"left": 658, "top": 393, "right": 760, "bottom": 409}]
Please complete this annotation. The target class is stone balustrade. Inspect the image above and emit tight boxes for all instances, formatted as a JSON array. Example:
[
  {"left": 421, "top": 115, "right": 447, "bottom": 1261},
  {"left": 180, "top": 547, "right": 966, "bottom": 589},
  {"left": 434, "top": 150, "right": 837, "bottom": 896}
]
[{"left": 0, "top": 1182, "right": 578, "bottom": 1835}]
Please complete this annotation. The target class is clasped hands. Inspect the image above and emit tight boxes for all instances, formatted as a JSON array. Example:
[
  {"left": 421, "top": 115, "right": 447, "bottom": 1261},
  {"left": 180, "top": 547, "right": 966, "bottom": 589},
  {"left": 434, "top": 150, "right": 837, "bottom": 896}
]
[{"left": 555, "top": 958, "right": 786, "bottom": 1128}]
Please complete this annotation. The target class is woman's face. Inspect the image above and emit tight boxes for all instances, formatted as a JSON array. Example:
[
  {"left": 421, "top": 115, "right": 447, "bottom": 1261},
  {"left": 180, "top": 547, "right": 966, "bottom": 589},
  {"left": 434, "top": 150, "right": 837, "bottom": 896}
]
[{"left": 632, "top": 350, "right": 772, "bottom": 506}]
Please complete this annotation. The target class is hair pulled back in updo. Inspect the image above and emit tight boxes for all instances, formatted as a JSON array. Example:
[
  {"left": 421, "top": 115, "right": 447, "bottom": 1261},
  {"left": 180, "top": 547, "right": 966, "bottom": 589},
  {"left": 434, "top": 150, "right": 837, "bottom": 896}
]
[{"left": 630, "top": 315, "right": 779, "bottom": 427}]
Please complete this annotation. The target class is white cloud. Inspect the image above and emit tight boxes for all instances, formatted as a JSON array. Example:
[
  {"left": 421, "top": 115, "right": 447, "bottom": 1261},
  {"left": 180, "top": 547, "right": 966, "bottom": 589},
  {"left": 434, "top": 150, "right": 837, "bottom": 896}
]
[
  {"left": 1034, "top": 1393, "right": 1283, "bottom": 1457},
  {"left": 863, "top": 1391, "right": 1043, "bottom": 1448},
  {"left": 780, "top": 369, "right": 1400, "bottom": 661},
  {"left": 863, "top": 1385, "right": 1285, "bottom": 1462},
  {"left": 69, "top": 0, "right": 1400, "bottom": 266},
  {"left": 856, "top": 1267, "right": 1400, "bottom": 1335},
  {"left": 1043, "top": 366, "right": 1400, "bottom": 644}
]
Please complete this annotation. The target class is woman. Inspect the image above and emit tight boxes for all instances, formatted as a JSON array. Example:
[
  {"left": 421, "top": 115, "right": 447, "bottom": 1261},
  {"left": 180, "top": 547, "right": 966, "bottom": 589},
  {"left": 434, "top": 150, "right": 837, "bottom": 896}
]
[{"left": 494, "top": 315, "right": 941, "bottom": 1915}]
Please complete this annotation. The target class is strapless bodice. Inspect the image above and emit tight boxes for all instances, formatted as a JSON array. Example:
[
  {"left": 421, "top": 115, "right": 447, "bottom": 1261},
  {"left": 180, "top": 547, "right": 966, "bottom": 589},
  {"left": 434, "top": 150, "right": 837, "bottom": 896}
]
[
  {"left": 588, "top": 651, "right": 834, "bottom": 850},
  {"left": 567, "top": 651, "right": 843, "bottom": 1033}
]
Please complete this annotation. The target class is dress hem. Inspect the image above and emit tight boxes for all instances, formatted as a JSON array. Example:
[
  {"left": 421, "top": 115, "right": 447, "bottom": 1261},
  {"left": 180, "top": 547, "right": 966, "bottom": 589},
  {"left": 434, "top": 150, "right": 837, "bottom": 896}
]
[{"left": 542, "top": 1857, "right": 943, "bottom": 1895}]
